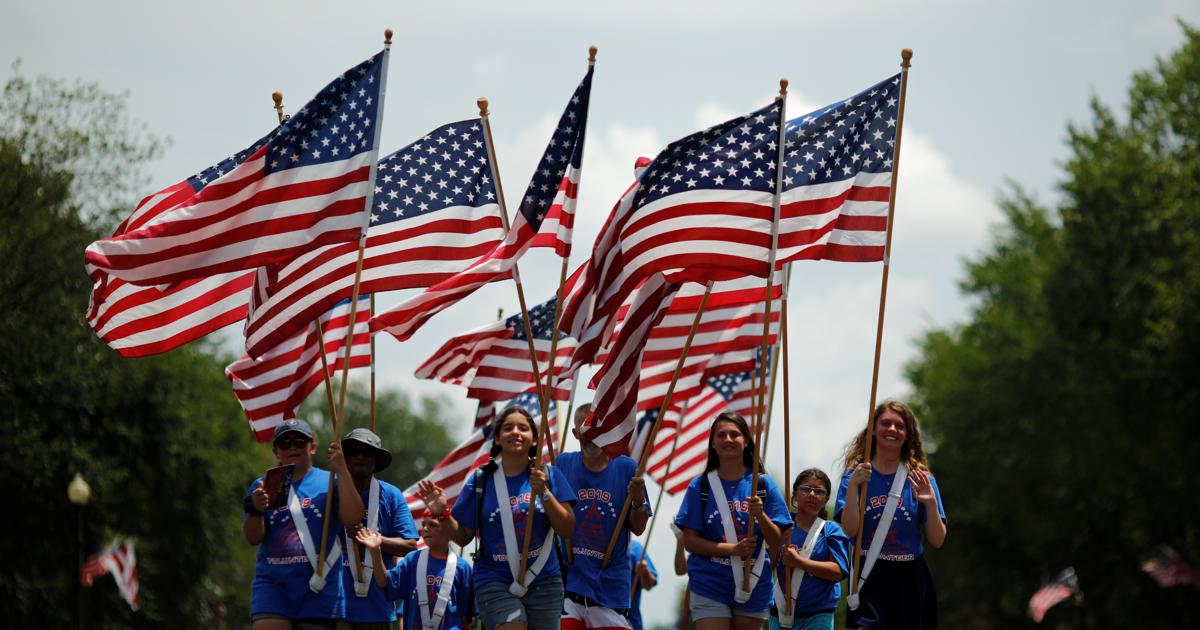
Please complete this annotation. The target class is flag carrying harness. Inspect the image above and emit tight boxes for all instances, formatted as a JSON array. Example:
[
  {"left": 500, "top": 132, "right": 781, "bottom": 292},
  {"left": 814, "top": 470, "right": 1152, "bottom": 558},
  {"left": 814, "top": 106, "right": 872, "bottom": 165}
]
[
  {"left": 416, "top": 547, "right": 459, "bottom": 630},
  {"left": 287, "top": 480, "right": 342, "bottom": 593},
  {"left": 345, "top": 477, "right": 381, "bottom": 597},
  {"left": 706, "top": 470, "right": 768, "bottom": 604},
  {"left": 772, "top": 518, "right": 825, "bottom": 626}
]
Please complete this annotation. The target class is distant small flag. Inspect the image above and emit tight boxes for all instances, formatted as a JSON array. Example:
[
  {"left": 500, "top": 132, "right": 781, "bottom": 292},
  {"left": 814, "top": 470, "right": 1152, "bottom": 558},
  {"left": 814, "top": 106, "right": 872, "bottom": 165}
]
[
  {"left": 1141, "top": 546, "right": 1196, "bottom": 588},
  {"left": 82, "top": 539, "right": 140, "bottom": 611},
  {"left": 1028, "top": 567, "right": 1080, "bottom": 623}
]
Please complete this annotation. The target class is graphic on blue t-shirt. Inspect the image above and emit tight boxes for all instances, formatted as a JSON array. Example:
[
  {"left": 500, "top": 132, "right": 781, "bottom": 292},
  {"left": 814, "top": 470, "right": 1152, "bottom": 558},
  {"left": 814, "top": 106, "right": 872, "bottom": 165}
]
[
  {"left": 449, "top": 464, "right": 576, "bottom": 589},
  {"left": 559, "top": 452, "right": 650, "bottom": 609},
  {"left": 673, "top": 471, "right": 792, "bottom": 610},
  {"left": 245, "top": 467, "right": 343, "bottom": 619},
  {"left": 833, "top": 468, "right": 946, "bottom": 559},
  {"left": 386, "top": 551, "right": 473, "bottom": 630},
  {"left": 343, "top": 479, "right": 420, "bottom": 622}
]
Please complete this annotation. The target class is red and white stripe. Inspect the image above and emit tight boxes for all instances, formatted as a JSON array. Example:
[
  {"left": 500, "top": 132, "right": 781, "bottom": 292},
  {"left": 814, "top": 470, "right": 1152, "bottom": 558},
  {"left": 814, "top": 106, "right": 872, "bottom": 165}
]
[
  {"left": 581, "top": 273, "right": 678, "bottom": 456},
  {"left": 84, "top": 147, "right": 374, "bottom": 286},
  {"left": 86, "top": 182, "right": 256, "bottom": 357},
  {"left": 528, "top": 166, "right": 579, "bottom": 257},
  {"left": 243, "top": 198, "right": 504, "bottom": 357},
  {"left": 226, "top": 296, "right": 371, "bottom": 441},
  {"left": 98, "top": 540, "right": 140, "bottom": 611}
]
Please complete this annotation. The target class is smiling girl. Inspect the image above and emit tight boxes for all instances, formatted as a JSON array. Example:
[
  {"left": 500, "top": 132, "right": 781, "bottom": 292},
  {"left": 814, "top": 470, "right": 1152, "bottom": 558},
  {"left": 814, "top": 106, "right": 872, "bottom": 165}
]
[
  {"left": 769, "top": 469, "right": 850, "bottom": 630},
  {"left": 835, "top": 401, "right": 946, "bottom": 630}
]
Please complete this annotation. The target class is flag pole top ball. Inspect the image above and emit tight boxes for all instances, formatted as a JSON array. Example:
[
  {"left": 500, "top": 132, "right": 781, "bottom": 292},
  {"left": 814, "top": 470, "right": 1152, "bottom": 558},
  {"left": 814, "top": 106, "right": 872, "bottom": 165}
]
[
  {"left": 272, "top": 92, "right": 284, "bottom": 109},
  {"left": 901, "top": 48, "right": 913, "bottom": 67},
  {"left": 477, "top": 97, "right": 489, "bottom": 118},
  {"left": 779, "top": 78, "right": 788, "bottom": 95},
  {"left": 588, "top": 45, "right": 598, "bottom": 64},
  {"left": 385, "top": 29, "right": 394, "bottom": 45}
]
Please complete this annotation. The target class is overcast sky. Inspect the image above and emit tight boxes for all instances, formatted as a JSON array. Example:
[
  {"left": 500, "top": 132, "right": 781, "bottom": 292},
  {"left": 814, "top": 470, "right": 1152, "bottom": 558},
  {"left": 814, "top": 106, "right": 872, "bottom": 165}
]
[{"left": 6, "top": 1, "right": 1198, "bottom": 624}]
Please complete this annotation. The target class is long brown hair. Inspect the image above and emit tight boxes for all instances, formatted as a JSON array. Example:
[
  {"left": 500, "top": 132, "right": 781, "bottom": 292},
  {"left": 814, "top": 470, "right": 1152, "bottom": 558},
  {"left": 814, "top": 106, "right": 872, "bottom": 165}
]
[
  {"left": 482, "top": 406, "right": 539, "bottom": 474},
  {"left": 839, "top": 400, "right": 930, "bottom": 473},
  {"left": 703, "top": 411, "right": 761, "bottom": 473}
]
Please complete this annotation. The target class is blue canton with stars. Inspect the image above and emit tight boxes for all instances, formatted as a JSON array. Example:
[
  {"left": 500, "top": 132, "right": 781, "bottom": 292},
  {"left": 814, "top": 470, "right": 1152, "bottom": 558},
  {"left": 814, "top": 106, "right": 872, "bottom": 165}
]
[
  {"left": 781, "top": 73, "right": 902, "bottom": 189},
  {"left": 368, "top": 119, "right": 496, "bottom": 227},
  {"left": 186, "top": 133, "right": 274, "bottom": 190},
  {"left": 264, "top": 52, "right": 385, "bottom": 175},
  {"left": 505, "top": 391, "right": 547, "bottom": 422},
  {"left": 706, "top": 346, "right": 769, "bottom": 401},
  {"left": 633, "top": 100, "right": 782, "bottom": 207},
  {"left": 506, "top": 297, "right": 565, "bottom": 341},
  {"left": 516, "top": 68, "right": 593, "bottom": 228}
]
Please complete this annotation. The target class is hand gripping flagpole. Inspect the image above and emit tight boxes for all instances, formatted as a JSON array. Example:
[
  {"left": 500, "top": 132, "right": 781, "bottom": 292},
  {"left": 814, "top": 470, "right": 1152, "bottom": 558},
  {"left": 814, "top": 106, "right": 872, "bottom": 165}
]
[
  {"left": 745, "top": 78, "right": 788, "bottom": 588},
  {"left": 629, "top": 398, "right": 687, "bottom": 601},
  {"left": 542, "top": 44, "right": 597, "bottom": 465},
  {"left": 601, "top": 280, "right": 715, "bottom": 568},
  {"left": 335, "top": 28, "right": 393, "bottom": 422},
  {"left": 849, "top": 48, "right": 914, "bottom": 604},
  {"left": 477, "top": 96, "right": 558, "bottom": 587}
]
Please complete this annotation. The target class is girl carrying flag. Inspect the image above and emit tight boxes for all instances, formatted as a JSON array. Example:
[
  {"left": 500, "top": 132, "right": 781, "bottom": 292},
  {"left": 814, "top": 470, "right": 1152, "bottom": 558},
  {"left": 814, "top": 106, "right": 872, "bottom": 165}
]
[{"left": 769, "top": 469, "right": 851, "bottom": 630}]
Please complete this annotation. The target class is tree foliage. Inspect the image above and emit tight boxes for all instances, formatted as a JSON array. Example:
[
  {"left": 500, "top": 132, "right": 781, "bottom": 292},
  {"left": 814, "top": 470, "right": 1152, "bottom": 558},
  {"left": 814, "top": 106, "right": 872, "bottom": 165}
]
[
  {"left": 0, "top": 66, "right": 460, "bottom": 627},
  {"left": 906, "top": 23, "right": 1200, "bottom": 628}
]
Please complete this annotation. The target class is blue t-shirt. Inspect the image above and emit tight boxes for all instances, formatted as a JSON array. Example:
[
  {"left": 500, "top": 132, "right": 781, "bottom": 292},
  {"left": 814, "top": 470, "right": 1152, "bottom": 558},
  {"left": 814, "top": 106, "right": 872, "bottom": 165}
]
[
  {"left": 343, "top": 479, "right": 420, "bottom": 622},
  {"left": 450, "top": 464, "right": 576, "bottom": 589},
  {"left": 628, "top": 539, "right": 659, "bottom": 630},
  {"left": 673, "top": 471, "right": 792, "bottom": 610},
  {"left": 386, "top": 550, "right": 473, "bottom": 630},
  {"left": 773, "top": 520, "right": 851, "bottom": 615},
  {"left": 833, "top": 467, "right": 946, "bottom": 560},
  {"left": 558, "top": 452, "right": 651, "bottom": 609},
  {"left": 245, "top": 467, "right": 344, "bottom": 618}
]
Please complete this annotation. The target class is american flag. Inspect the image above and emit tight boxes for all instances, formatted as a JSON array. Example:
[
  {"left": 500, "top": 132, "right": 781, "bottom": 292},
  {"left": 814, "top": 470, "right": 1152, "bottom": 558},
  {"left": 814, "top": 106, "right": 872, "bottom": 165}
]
[
  {"left": 242, "top": 118, "right": 503, "bottom": 357},
  {"left": 642, "top": 350, "right": 771, "bottom": 494},
  {"left": 81, "top": 539, "right": 140, "bottom": 611},
  {"left": 84, "top": 136, "right": 274, "bottom": 356},
  {"left": 1028, "top": 567, "right": 1081, "bottom": 623},
  {"left": 372, "top": 67, "right": 593, "bottom": 342},
  {"left": 414, "top": 296, "right": 575, "bottom": 404},
  {"left": 580, "top": 273, "right": 678, "bottom": 456},
  {"left": 1141, "top": 546, "right": 1196, "bottom": 588},
  {"left": 404, "top": 394, "right": 558, "bottom": 526},
  {"left": 226, "top": 295, "right": 371, "bottom": 441},
  {"left": 84, "top": 51, "right": 388, "bottom": 287}
]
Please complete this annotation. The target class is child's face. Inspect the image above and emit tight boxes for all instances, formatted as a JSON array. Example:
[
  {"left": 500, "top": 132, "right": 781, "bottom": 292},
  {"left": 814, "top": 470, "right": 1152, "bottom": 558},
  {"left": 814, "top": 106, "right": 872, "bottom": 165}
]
[
  {"left": 422, "top": 517, "right": 451, "bottom": 549},
  {"left": 792, "top": 477, "right": 829, "bottom": 518}
]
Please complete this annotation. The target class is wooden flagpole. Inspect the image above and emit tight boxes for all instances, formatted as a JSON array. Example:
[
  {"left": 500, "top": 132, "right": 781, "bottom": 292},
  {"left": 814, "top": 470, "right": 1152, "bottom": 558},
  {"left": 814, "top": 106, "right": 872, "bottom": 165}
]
[
  {"left": 541, "top": 45, "right": 596, "bottom": 462},
  {"left": 477, "top": 96, "right": 559, "bottom": 586},
  {"left": 629, "top": 398, "right": 687, "bottom": 600},
  {"left": 745, "top": 78, "right": 788, "bottom": 587},
  {"left": 779, "top": 264, "right": 796, "bottom": 619},
  {"left": 849, "top": 48, "right": 913, "bottom": 599},
  {"left": 600, "top": 280, "right": 715, "bottom": 568},
  {"left": 369, "top": 293, "right": 377, "bottom": 433},
  {"left": 335, "top": 28, "right": 393, "bottom": 422},
  {"left": 557, "top": 375, "right": 579, "bottom": 455}
]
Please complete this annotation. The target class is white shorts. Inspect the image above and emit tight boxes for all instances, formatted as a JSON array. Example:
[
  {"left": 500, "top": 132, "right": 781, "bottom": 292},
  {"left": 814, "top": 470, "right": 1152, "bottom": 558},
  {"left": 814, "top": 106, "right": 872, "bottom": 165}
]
[{"left": 561, "top": 596, "right": 632, "bottom": 630}]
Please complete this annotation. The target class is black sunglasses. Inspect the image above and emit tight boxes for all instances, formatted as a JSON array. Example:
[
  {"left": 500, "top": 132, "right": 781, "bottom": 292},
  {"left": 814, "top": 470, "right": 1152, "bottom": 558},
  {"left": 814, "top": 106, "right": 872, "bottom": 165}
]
[{"left": 275, "top": 436, "right": 311, "bottom": 450}]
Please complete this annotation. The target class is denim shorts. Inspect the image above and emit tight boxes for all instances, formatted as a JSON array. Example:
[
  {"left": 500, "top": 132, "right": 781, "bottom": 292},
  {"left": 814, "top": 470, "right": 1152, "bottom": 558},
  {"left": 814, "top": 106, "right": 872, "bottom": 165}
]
[
  {"left": 475, "top": 576, "right": 565, "bottom": 630},
  {"left": 688, "top": 591, "right": 769, "bottom": 621}
]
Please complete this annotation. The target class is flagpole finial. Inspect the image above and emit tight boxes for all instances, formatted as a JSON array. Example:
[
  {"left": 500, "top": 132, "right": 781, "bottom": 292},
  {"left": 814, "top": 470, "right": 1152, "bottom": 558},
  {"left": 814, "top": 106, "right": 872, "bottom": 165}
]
[
  {"left": 384, "top": 29, "right": 394, "bottom": 45},
  {"left": 588, "top": 45, "right": 598, "bottom": 66},
  {"left": 779, "top": 78, "right": 788, "bottom": 96},
  {"left": 272, "top": 92, "right": 285, "bottom": 124},
  {"left": 901, "top": 48, "right": 913, "bottom": 68},
  {"left": 477, "top": 97, "right": 490, "bottom": 118}
]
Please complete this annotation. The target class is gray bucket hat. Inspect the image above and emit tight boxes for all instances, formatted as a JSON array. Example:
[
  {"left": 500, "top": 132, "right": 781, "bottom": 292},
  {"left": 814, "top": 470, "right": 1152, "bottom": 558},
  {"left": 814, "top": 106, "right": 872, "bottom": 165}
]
[{"left": 342, "top": 428, "right": 392, "bottom": 473}]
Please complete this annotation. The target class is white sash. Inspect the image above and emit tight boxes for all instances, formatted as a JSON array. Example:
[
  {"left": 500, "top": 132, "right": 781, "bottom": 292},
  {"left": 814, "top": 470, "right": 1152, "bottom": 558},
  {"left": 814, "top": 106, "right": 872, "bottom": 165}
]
[
  {"left": 416, "top": 548, "right": 459, "bottom": 630},
  {"left": 493, "top": 465, "right": 555, "bottom": 597},
  {"left": 706, "top": 470, "right": 768, "bottom": 604},
  {"left": 772, "top": 518, "right": 825, "bottom": 626},
  {"left": 286, "top": 473, "right": 342, "bottom": 593},
  {"left": 344, "top": 477, "right": 380, "bottom": 597},
  {"left": 846, "top": 462, "right": 907, "bottom": 611}
]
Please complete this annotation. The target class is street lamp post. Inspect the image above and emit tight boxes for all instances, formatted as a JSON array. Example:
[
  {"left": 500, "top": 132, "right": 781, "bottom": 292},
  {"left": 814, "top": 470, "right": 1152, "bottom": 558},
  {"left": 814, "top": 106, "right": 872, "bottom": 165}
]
[{"left": 68, "top": 473, "right": 91, "bottom": 630}]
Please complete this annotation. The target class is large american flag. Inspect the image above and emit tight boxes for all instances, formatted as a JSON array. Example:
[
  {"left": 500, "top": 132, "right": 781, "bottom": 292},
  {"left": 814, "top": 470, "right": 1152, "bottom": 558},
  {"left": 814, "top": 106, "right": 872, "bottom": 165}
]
[
  {"left": 242, "top": 119, "right": 504, "bottom": 358},
  {"left": 85, "top": 51, "right": 389, "bottom": 287},
  {"left": 414, "top": 296, "right": 575, "bottom": 404},
  {"left": 226, "top": 295, "right": 371, "bottom": 441},
  {"left": 372, "top": 67, "right": 593, "bottom": 342},
  {"left": 404, "top": 394, "right": 558, "bottom": 525},
  {"left": 641, "top": 351, "right": 771, "bottom": 494}
]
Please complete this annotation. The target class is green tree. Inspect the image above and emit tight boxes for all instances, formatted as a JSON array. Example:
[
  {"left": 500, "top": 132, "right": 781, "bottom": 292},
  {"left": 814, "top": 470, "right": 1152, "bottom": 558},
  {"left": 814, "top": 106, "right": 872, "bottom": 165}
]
[
  {"left": 906, "top": 24, "right": 1200, "bottom": 628},
  {"left": 0, "top": 67, "right": 270, "bottom": 628}
]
